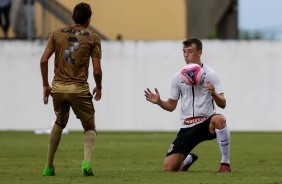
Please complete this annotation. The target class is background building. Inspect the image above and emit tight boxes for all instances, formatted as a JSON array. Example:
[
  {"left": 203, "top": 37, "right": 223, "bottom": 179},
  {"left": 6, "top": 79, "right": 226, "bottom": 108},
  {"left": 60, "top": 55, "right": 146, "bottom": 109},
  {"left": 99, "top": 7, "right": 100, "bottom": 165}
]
[
  {"left": 187, "top": 0, "right": 238, "bottom": 39},
  {"left": 1, "top": 0, "right": 237, "bottom": 40}
]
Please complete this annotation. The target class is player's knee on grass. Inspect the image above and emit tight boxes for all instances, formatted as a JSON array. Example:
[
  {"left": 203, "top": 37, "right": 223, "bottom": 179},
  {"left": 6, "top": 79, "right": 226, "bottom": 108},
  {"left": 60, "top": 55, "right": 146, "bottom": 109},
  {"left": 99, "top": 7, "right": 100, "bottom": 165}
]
[
  {"left": 163, "top": 162, "right": 180, "bottom": 172},
  {"left": 163, "top": 154, "right": 183, "bottom": 172}
]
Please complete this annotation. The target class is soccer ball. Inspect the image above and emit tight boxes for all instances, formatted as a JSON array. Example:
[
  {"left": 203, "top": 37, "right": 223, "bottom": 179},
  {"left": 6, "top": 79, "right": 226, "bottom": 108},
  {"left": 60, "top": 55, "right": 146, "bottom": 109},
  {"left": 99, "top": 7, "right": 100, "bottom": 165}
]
[{"left": 181, "top": 63, "right": 205, "bottom": 86}]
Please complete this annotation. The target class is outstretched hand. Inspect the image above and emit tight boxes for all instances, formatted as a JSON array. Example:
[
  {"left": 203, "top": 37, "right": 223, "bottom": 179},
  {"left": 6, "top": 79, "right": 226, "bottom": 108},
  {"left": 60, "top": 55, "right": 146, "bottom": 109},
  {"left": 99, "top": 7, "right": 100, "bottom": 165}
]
[{"left": 144, "top": 88, "right": 160, "bottom": 104}]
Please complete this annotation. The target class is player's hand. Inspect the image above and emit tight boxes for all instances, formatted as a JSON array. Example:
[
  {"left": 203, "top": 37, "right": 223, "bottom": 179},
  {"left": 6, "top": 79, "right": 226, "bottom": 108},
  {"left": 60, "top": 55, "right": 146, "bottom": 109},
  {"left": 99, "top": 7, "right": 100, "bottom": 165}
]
[
  {"left": 205, "top": 81, "right": 216, "bottom": 96},
  {"left": 93, "top": 87, "right": 102, "bottom": 101},
  {"left": 43, "top": 85, "right": 52, "bottom": 104},
  {"left": 144, "top": 88, "right": 160, "bottom": 104}
]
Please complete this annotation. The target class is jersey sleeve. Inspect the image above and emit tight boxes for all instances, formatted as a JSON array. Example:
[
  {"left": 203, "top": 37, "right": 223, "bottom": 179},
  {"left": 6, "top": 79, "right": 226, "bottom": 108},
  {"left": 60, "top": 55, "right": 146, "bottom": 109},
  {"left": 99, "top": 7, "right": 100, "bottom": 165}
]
[
  {"left": 170, "top": 72, "right": 181, "bottom": 100},
  {"left": 206, "top": 72, "right": 223, "bottom": 94},
  {"left": 46, "top": 32, "right": 55, "bottom": 50},
  {"left": 91, "top": 35, "right": 102, "bottom": 59}
]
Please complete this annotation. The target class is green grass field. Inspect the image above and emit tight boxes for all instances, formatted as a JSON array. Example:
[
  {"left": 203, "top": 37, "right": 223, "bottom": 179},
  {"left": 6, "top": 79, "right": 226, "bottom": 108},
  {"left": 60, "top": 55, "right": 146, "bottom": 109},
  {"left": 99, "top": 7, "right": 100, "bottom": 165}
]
[{"left": 0, "top": 131, "right": 281, "bottom": 184}]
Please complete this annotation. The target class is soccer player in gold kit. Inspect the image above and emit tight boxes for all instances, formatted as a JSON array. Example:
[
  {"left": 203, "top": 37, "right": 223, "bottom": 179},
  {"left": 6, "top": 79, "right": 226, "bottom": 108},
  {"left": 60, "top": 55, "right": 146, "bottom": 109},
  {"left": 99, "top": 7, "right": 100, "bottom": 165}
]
[{"left": 40, "top": 2, "right": 102, "bottom": 176}]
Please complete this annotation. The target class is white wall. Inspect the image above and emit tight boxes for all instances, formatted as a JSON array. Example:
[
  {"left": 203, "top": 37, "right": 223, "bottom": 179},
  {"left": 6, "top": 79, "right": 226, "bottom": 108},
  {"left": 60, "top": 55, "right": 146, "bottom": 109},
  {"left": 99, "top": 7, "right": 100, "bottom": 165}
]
[{"left": 0, "top": 40, "right": 281, "bottom": 131}]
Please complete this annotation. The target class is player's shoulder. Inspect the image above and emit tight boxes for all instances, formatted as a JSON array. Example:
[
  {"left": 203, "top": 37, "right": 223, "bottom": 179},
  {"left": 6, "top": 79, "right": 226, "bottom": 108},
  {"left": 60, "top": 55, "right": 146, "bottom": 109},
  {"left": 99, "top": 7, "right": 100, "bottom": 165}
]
[
  {"left": 202, "top": 64, "right": 221, "bottom": 82},
  {"left": 87, "top": 30, "right": 99, "bottom": 37},
  {"left": 49, "top": 27, "right": 69, "bottom": 37},
  {"left": 172, "top": 69, "right": 182, "bottom": 78},
  {"left": 202, "top": 64, "right": 216, "bottom": 74},
  {"left": 54, "top": 26, "right": 70, "bottom": 33},
  {"left": 171, "top": 70, "right": 183, "bottom": 84},
  {"left": 87, "top": 30, "right": 101, "bottom": 41}
]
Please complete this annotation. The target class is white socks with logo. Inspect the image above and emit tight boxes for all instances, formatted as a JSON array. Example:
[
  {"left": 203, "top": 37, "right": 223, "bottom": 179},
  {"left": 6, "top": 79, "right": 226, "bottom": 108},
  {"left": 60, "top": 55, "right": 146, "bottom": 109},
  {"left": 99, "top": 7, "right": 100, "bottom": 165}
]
[{"left": 215, "top": 126, "right": 230, "bottom": 164}]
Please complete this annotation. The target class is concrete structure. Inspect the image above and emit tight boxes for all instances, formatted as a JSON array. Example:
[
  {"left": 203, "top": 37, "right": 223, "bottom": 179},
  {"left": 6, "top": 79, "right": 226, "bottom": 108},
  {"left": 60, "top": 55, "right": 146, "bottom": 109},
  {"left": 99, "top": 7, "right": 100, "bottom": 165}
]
[
  {"left": 0, "top": 40, "right": 281, "bottom": 131},
  {"left": 2, "top": 0, "right": 237, "bottom": 40},
  {"left": 188, "top": 0, "right": 238, "bottom": 39},
  {"left": 35, "top": 0, "right": 186, "bottom": 40}
]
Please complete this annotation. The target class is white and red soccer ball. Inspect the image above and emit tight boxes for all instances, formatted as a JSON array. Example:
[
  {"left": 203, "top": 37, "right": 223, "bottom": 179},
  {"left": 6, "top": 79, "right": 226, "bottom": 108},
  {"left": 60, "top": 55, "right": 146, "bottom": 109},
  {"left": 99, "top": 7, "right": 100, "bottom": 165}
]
[{"left": 181, "top": 63, "right": 205, "bottom": 86}]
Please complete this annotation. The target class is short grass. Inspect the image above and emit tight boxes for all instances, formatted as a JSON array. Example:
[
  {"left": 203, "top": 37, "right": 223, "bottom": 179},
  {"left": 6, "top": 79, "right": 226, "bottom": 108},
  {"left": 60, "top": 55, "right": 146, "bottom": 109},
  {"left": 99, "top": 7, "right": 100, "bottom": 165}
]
[{"left": 0, "top": 131, "right": 282, "bottom": 184}]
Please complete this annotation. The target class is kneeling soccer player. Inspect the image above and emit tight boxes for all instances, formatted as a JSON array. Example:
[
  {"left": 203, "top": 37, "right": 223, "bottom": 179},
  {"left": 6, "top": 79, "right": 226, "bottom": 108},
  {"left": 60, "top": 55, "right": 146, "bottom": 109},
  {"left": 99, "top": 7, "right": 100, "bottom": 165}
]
[{"left": 144, "top": 38, "right": 231, "bottom": 173}]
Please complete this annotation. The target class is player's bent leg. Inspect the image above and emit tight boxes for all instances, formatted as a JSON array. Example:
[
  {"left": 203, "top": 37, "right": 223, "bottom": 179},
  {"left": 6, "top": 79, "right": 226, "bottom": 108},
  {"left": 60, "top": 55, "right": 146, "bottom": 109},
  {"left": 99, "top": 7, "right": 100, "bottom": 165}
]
[
  {"left": 209, "top": 114, "right": 231, "bottom": 173},
  {"left": 164, "top": 153, "right": 185, "bottom": 172}
]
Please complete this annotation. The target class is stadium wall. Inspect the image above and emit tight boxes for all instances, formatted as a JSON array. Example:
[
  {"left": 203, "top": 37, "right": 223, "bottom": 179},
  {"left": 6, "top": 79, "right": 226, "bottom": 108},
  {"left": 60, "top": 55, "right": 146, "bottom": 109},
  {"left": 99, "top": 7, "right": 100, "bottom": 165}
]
[{"left": 0, "top": 40, "right": 281, "bottom": 131}]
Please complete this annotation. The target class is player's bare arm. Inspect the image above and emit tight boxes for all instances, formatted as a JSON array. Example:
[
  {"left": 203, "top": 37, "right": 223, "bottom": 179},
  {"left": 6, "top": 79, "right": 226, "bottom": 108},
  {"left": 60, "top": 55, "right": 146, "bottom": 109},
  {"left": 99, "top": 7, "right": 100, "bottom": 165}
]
[
  {"left": 40, "top": 48, "right": 54, "bottom": 104},
  {"left": 205, "top": 82, "right": 226, "bottom": 108},
  {"left": 92, "top": 57, "right": 102, "bottom": 101},
  {"left": 144, "top": 88, "right": 178, "bottom": 111}
]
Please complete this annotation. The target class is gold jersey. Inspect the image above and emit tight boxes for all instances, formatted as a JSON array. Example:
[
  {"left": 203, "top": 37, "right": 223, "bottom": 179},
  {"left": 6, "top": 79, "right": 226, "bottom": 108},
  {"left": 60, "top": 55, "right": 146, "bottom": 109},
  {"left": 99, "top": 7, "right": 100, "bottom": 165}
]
[{"left": 46, "top": 25, "right": 102, "bottom": 93}]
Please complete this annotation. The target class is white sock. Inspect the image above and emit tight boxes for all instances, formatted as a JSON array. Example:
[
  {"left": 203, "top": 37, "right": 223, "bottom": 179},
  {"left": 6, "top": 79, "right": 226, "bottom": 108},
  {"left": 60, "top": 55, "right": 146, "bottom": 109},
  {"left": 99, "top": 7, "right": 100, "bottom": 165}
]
[
  {"left": 182, "top": 154, "right": 193, "bottom": 166},
  {"left": 215, "top": 126, "right": 230, "bottom": 164}
]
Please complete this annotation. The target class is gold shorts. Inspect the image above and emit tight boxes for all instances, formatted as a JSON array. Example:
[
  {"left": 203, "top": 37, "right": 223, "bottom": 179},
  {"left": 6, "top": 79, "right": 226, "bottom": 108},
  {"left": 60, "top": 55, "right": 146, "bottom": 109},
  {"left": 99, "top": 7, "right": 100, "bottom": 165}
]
[{"left": 52, "top": 92, "right": 94, "bottom": 121}]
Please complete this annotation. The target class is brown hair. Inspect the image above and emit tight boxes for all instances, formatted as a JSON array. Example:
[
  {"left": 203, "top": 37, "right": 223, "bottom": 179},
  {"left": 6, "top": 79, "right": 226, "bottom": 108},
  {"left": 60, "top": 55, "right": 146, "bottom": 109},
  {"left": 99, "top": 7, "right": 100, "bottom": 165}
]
[
  {"left": 183, "top": 38, "right": 203, "bottom": 50},
  {"left": 73, "top": 2, "right": 92, "bottom": 24}
]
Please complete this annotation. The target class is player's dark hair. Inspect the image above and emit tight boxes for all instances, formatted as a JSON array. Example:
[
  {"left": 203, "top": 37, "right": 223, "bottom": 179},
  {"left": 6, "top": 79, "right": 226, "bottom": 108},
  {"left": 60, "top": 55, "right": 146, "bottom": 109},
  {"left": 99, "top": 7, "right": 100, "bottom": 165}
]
[
  {"left": 73, "top": 2, "right": 92, "bottom": 24},
  {"left": 183, "top": 38, "right": 203, "bottom": 50}
]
